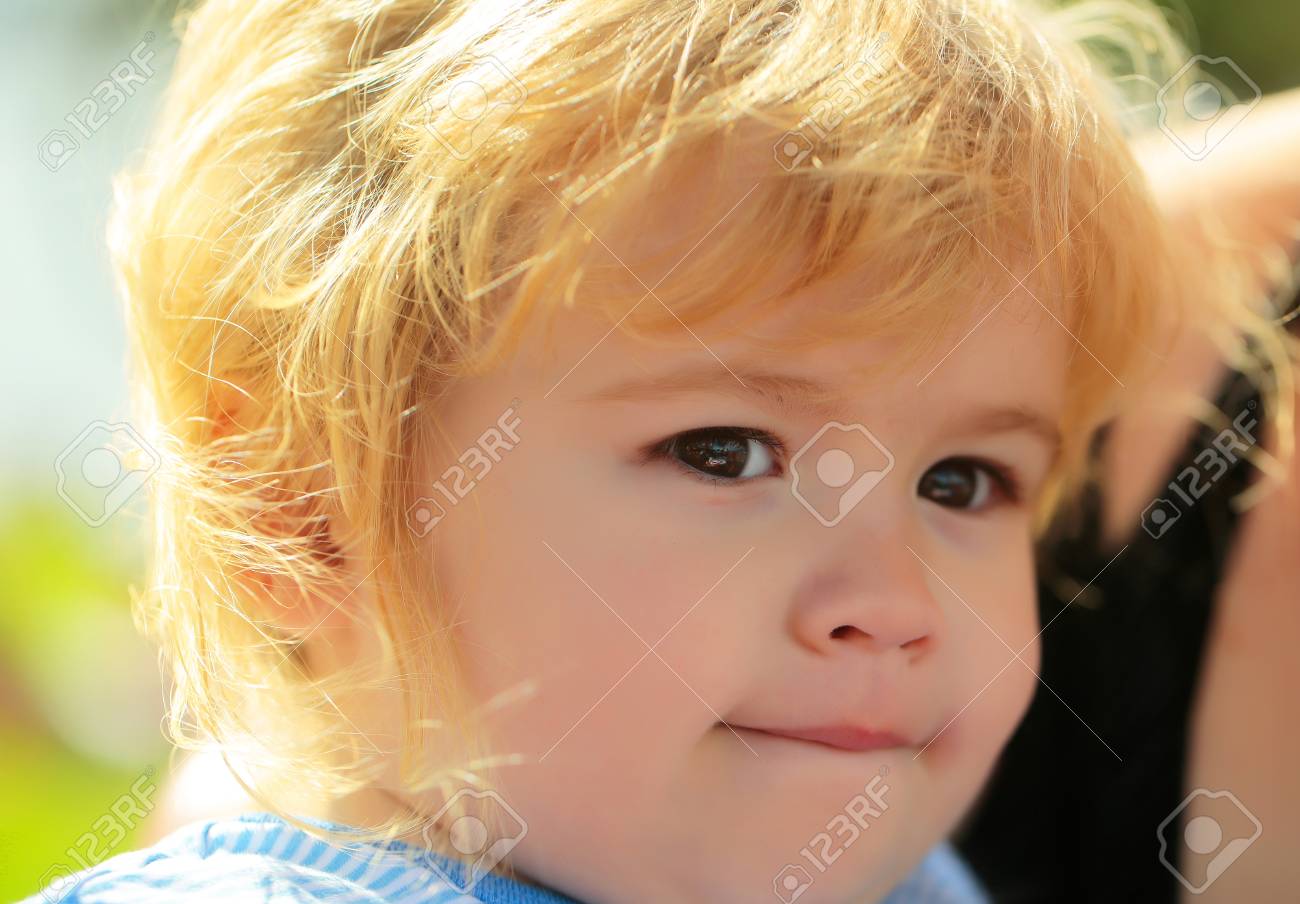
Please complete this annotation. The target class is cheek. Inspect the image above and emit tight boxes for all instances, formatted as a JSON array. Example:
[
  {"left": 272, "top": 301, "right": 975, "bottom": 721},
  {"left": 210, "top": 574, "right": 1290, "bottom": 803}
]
[
  {"left": 428, "top": 430, "right": 742, "bottom": 759},
  {"left": 942, "top": 542, "right": 1040, "bottom": 753}
]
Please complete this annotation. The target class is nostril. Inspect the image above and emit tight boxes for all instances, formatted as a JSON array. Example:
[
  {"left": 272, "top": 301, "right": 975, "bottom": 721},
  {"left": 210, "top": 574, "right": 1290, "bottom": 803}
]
[{"left": 829, "top": 623, "right": 931, "bottom": 652}]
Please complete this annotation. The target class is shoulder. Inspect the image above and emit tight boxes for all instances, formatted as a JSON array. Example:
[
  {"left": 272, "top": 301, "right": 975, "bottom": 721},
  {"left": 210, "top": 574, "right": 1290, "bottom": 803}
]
[
  {"left": 23, "top": 814, "right": 470, "bottom": 904},
  {"left": 882, "top": 843, "right": 990, "bottom": 904}
]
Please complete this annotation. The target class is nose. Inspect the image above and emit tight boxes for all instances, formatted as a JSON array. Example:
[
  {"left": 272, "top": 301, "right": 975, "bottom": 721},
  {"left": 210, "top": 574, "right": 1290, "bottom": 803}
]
[{"left": 788, "top": 547, "right": 939, "bottom": 658}]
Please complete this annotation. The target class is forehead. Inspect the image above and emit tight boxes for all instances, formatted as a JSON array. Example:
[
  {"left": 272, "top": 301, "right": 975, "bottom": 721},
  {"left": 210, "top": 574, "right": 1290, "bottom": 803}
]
[
  {"left": 517, "top": 260, "right": 1070, "bottom": 430},
  {"left": 515, "top": 141, "right": 1073, "bottom": 419},
  {"left": 551, "top": 145, "right": 775, "bottom": 297}
]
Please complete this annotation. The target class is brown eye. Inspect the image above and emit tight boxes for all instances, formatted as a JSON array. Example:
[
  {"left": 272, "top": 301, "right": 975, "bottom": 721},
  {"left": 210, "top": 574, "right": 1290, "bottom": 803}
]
[
  {"left": 918, "top": 458, "right": 1004, "bottom": 510},
  {"left": 660, "top": 427, "right": 779, "bottom": 482}
]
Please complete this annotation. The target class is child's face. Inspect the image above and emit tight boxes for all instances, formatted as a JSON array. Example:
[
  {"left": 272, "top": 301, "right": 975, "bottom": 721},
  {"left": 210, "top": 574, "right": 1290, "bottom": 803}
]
[{"left": 414, "top": 257, "right": 1065, "bottom": 902}]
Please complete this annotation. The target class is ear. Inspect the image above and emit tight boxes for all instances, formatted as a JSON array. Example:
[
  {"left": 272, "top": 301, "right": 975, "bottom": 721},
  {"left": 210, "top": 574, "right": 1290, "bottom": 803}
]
[
  {"left": 251, "top": 507, "right": 367, "bottom": 639},
  {"left": 204, "top": 385, "right": 373, "bottom": 645}
]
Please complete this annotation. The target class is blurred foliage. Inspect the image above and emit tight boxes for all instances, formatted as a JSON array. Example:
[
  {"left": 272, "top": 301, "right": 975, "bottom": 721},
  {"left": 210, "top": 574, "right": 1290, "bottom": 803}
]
[
  {"left": 1181, "top": 0, "right": 1300, "bottom": 92},
  {"left": 0, "top": 494, "right": 165, "bottom": 900},
  {"left": 0, "top": 729, "right": 157, "bottom": 901}
]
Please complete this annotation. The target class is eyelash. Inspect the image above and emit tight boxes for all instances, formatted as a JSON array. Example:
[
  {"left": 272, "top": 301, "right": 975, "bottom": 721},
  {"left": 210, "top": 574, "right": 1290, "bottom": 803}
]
[
  {"left": 645, "top": 426, "right": 1024, "bottom": 509},
  {"left": 643, "top": 426, "right": 785, "bottom": 486}
]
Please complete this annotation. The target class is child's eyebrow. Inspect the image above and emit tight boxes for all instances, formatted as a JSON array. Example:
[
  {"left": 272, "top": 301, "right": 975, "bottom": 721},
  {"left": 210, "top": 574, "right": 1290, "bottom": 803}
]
[
  {"left": 950, "top": 407, "right": 1063, "bottom": 456},
  {"left": 579, "top": 365, "right": 844, "bottom": 420},
  {"left": 581, "top": 365, "right": 1062, "bottom": 452}
]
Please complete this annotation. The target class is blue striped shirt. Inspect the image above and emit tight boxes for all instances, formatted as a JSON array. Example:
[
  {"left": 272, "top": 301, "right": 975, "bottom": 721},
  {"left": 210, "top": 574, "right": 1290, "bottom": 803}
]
[{"left": 24, "top": 813, "right": 988, "bottom": 903}]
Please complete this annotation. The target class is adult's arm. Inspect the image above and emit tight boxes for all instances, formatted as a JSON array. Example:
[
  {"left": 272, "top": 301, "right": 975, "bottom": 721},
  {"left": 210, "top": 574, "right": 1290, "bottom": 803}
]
[{"left": 1110, "top": 87, "right": 1300, "bottom": 904}]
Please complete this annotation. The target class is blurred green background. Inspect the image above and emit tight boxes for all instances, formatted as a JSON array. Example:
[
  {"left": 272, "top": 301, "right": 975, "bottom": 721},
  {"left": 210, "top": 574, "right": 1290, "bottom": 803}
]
[{"left": 1, "top": 0, "right": 1297, "bottom": 900}]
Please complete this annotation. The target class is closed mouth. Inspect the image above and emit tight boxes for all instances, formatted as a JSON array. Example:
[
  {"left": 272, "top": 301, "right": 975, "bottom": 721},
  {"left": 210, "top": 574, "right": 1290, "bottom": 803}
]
[{"left": 725, "top": 723, "right": 915, "bottom": 752}]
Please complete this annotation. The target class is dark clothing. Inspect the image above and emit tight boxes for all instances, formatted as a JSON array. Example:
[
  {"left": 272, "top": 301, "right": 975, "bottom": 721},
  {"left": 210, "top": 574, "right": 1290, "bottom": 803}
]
[{"left": 956, "top": 317, "right": 1291, "bottom": 902}]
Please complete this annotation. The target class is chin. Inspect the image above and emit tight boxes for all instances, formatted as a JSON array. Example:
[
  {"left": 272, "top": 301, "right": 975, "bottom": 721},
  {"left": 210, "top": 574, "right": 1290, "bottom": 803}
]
[{"left": 678, "top": 835, "right": 916, "bottom": 904}]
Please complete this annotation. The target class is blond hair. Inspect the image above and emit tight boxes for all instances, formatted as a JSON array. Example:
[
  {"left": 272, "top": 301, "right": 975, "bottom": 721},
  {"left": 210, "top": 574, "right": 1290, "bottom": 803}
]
[{"left": 108, "top": 0, "right": 1286, "bottom": 840}]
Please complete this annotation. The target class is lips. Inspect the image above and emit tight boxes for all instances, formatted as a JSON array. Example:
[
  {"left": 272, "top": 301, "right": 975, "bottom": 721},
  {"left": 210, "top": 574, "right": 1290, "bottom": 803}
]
[{"left": 728, "top": 723, "right": 914, "bottom": 752}]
